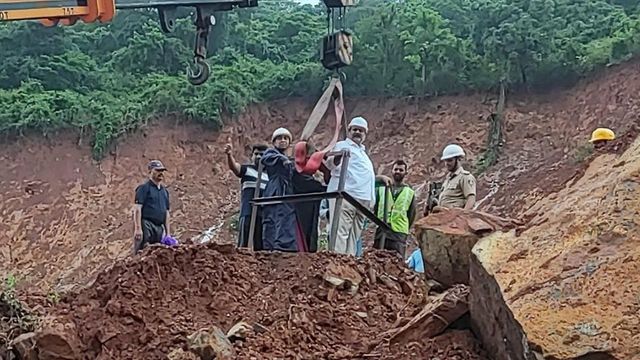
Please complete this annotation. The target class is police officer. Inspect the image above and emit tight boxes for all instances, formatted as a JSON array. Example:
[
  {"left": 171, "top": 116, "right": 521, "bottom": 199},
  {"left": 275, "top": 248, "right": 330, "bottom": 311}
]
[{"left": 437, "top": 144, "right": 476, "bottom": 210}]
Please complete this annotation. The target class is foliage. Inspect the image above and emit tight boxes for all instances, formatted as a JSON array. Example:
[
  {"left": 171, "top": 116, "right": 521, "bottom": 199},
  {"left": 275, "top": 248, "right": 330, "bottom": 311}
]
[
  {"left": 0, "top": 273, "right": 37, "bottom": 349},
  {"left": 0, "top": 0, "right": 639, "bottom": 157},
  {"left": 572, "top": 143, "right": 595, "bottom": 164}
]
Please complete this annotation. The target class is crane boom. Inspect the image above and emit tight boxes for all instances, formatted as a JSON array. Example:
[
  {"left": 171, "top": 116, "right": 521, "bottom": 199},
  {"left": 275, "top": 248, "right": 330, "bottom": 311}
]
[
  {"left": 0, "top": 0, "right": 356, "bottom": 86},
  {"left": 0, "top": 0, "right": 257, "bottom": 85}
]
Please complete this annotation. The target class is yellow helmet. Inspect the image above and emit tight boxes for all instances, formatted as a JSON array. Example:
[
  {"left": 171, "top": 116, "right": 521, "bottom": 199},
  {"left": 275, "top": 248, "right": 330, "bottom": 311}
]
[{"left": 589, "top": 128, "right": 615, "bottom": 143}]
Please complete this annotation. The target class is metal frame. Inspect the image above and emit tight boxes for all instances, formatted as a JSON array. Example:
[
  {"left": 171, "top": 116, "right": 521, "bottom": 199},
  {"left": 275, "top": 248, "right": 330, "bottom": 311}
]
[{"left": 243, "top": 149, "right": 393, "bottom": 252}]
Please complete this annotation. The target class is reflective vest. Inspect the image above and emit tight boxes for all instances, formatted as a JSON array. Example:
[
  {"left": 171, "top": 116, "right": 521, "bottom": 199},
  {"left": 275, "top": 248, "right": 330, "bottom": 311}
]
[{"left": 376, "top": 185, "right": 415, "bottom": 235}]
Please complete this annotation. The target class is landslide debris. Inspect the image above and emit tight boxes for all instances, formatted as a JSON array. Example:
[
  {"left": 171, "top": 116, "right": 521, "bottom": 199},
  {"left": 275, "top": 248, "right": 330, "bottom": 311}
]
[{"left": 29, "top": 244, "right": 488, "bottom": 359}]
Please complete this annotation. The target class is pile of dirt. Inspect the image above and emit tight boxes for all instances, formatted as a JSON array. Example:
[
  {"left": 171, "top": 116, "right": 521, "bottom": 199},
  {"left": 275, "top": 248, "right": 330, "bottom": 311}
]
[{"left": 38, "top": 244, "right": 487, "bottom": 359}]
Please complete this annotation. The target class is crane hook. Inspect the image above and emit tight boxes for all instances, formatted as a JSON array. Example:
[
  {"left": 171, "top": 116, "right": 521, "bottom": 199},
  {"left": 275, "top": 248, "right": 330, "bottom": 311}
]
[{"left": 187, "top": 57, "right": 210, "bottom": 86}]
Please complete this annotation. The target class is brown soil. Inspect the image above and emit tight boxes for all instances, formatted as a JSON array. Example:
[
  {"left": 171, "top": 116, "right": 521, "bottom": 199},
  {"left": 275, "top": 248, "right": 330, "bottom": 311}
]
[
  {"left": 4, "top": 60, "right": 640, "bottom": 291},
  {"left": 3, "top": 53, "right": 640, "bottom": 360},
  {"left": 40, "top": 244, "right": 486, "bottom": 360}
]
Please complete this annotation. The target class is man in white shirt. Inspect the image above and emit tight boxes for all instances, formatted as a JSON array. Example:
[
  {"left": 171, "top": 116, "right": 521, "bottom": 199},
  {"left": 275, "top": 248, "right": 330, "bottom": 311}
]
[{"left": 326, "top": 117, "right": 390, "bottom": 256}]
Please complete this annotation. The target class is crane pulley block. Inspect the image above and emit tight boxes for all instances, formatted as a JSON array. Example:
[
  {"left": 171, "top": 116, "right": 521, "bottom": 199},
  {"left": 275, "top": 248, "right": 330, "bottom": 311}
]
[
  {"left": 322, "top": 0, "right": 357, "bottom": 8},
  {"left": 321, "top": 29, "right": 353, "bottom": 70}
]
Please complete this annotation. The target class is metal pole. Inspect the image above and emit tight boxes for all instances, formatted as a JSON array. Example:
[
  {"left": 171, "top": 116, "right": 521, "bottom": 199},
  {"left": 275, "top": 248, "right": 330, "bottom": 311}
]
[
  {"left": 379, "top": 185, "right": 389, "bottom": 250},
  {"left": 329, "top": 149, "right": 349, "bottom": 252},
  {"left": 247, "top": 160, "right": 264, "bottom": 251}
]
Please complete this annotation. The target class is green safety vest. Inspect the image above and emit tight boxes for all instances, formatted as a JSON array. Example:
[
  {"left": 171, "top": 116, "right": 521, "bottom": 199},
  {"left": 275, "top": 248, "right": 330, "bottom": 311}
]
[{"left": 376, "top": 185, "right": 415, "bottom": 235}]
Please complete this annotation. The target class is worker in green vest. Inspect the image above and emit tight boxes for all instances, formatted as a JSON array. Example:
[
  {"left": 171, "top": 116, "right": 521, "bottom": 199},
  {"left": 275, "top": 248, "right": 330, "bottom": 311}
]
[{"left": 374, "top": 159, "right": 416, "bottom": 257}]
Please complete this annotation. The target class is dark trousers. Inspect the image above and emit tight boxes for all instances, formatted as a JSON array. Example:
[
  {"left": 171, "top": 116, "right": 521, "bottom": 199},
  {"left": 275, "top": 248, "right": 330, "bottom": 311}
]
[
  {"left": 134, "top": 219, "right": 165, "bottom": 254},
  {"left": 374, "top": 228, "right": 408, "bottom": 258},
  {"left": 237, "top": 214, "right": 263, "bottom": 250}
]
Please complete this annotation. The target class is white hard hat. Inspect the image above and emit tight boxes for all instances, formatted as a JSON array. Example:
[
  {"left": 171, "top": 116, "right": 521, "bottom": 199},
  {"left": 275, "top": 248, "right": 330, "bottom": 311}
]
[
  {"left": 348, "top": 117, "right": 368, "bottom": 132},
  {"left": 441, "top": 144, "right": 465, "bottom": 160},
  {"left": 271, "top": 127, "right": 292, "bottom": 142}
]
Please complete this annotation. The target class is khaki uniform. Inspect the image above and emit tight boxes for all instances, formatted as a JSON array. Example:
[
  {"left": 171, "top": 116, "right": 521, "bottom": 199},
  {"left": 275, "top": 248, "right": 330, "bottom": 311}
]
[{"left": 438, "top": 167, "right": 476, "bottom": 209}]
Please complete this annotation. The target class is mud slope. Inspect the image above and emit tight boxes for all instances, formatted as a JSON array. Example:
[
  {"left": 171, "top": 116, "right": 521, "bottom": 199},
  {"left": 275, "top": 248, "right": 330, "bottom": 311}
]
[
  {"left": 39, "top": 244, "right": 486, "bottom": 360},
  {"left": 474, "top": 137, "right": 640, "bottom": 359},
  {"left": 2, "top": 59, "right": 640, "bottom": 291}
]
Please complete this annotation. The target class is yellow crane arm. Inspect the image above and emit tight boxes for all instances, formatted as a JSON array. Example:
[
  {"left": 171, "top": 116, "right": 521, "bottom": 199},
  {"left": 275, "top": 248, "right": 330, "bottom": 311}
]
[
  {"left": 0, "top": 0, "right": 257, "bottom": 85},
  {"left": 0, "top": 0, "right": 115, "bottom": 25},
  {"left": 0, "top": 0, "right": 357, "bottom": 85}
]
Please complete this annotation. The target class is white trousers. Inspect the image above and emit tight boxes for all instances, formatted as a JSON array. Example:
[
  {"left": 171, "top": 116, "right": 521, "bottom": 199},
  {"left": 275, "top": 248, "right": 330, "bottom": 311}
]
[{"left": 328, "top": 198, "right": 370, "bottom": 256}]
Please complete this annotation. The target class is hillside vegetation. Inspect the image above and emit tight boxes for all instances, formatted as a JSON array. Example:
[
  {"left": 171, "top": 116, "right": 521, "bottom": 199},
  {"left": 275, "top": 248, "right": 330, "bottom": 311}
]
[{"left": 0, "top": 0, "right": 638, "bottom": 158}]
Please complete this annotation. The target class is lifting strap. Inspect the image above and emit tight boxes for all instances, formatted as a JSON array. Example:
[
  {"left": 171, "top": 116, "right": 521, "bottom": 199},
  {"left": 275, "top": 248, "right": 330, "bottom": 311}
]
[{"left": 294, "top": 77, "right": 345, "bottom": 174}]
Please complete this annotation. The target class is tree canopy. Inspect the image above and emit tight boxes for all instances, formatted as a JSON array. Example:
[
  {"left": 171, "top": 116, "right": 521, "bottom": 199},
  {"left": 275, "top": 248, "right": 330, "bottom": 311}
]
[{"left": 0, "top": 0, "right": 638, "bottom": 158}]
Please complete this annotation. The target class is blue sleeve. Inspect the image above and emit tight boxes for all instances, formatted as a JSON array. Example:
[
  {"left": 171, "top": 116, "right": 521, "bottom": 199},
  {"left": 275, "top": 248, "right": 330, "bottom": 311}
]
[
  {"left": 261, "top": 149, "right": 293, "bottom": 171},
  {"left": 134, "top": 184, "right": 147, "bottom": 205},
  {"left": 165, "top": 188, "right": 170, "bottom": 210}
]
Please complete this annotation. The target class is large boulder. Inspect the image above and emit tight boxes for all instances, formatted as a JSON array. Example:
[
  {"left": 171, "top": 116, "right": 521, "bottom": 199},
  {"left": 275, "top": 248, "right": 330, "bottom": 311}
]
[
  {"left": 414, "top": 207, "right": 520, "bottom": 286},
  {"left": 471, "top": 138, "right": 640, "bottom": 359}
]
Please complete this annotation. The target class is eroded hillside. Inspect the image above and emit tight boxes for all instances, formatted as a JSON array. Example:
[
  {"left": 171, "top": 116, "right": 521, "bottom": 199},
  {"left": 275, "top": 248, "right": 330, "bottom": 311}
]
[{"left": 2, "top": 59, "right": 640, "bottom": 293}]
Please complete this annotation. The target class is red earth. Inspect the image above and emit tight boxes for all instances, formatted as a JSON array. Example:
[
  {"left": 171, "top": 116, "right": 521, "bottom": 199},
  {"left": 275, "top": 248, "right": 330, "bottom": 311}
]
[
  {"left": 28, "top": 244, "right": 487, "bottom": 359},
  {"left": 4, "top": 59, "right": 640, "bottom": 291},
  {"left": 3, "top": 57, "right": 640, "bottom": 360}
]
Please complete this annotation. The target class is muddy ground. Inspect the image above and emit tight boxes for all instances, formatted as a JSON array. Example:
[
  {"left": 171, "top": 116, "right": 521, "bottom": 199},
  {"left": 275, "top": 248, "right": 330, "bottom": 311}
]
[{"left": 2, "top": 244, "right": 486, "bottom": 359}]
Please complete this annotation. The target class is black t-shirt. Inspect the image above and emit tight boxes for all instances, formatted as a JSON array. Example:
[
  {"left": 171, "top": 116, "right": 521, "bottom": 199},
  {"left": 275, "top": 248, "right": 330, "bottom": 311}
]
[
  {"left": 135, "top": 180, "right": 170, "bottom": 225},
  {"left": 239, "top": 164, "right": 268, "bottom": 218}
]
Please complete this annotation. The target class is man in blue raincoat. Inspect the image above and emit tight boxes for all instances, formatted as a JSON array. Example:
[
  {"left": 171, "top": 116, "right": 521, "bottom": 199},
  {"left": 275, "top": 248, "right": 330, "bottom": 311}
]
[{"left": 261, "top": 127, "right": 306, "bottom": 252}]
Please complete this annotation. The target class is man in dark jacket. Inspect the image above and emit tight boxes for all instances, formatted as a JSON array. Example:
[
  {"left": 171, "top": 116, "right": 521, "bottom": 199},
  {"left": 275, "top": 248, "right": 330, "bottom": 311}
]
[
  {"left": 133, "top": 160, "right": 171, "bottom": 254},
  {"left": 261, "top": 127, "right": 305, "bottom": 252}
]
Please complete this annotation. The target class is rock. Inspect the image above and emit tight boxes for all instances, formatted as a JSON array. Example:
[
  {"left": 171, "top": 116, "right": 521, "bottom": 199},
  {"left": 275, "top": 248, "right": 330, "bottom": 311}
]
[
  {"left": 167, "top": 348, "right": 199, "bottom": 360},
  {"left": 34, "top": 316, "right": 81, "bottom": 360},
  {"left": 397, "top": 278, "right": 414, "bottom": 296},
  {"left": 414, "top": 207, "right": 520, "bottom": 286},
  {"left": 469, "top": 241, "right": 536, "bottom": 360},
  {"left": 226, "top": 321, "right": 252, "bottom": 342},
  {"left": 355, "top": 312, "right": 368, "bottom": 319},
  {"left": 378, "top": 274, "right": 401, "bottom": 293},
  {"left": 468, "top": 139, "right": 640, "bottom": 359},
  {"left": 252, "top": 323, "right": 269, "bottom": 334},
  {"left": 387, "top": 284, "right": 470, "bottom": 345},
  {"left": 323, "top": 262, "right": 363, "bottom": 295},
  {"left": 187, "top": 326, "right": 235, "bottom": 360}
]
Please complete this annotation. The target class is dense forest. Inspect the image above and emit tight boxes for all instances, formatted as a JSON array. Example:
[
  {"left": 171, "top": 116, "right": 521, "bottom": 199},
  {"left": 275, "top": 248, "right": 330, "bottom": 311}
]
[{"left": 0, "top": 0, "right": 638, "bottom": 158}]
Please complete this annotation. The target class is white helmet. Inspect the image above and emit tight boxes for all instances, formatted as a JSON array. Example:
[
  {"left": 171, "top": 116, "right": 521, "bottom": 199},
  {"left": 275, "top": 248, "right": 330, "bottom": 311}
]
[
  {"left": 441, "top": 144, "right": 465, "bottom": 160},
  {"left": 348, "top": 116, "right": 368, "bottom": 132},
  {"left": 271, "top": 127, "right": 292, "bottom": 142}
]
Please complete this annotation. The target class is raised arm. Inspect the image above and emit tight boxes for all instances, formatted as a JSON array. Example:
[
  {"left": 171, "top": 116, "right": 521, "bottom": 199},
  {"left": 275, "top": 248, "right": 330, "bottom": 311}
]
[{"left": 224, "top": 143, "right": 242, "bottom": 177}]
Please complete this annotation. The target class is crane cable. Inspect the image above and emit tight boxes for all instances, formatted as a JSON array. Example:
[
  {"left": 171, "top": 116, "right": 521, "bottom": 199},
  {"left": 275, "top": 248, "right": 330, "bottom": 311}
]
[{"left": 294, "top": 2, "right": 349, "bottom": 175}]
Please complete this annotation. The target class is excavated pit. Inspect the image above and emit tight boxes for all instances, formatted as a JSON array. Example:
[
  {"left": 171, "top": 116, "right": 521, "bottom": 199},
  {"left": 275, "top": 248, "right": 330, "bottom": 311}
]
[{"left": 9, "top": 243, "right": 489, "bottom": 360}]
